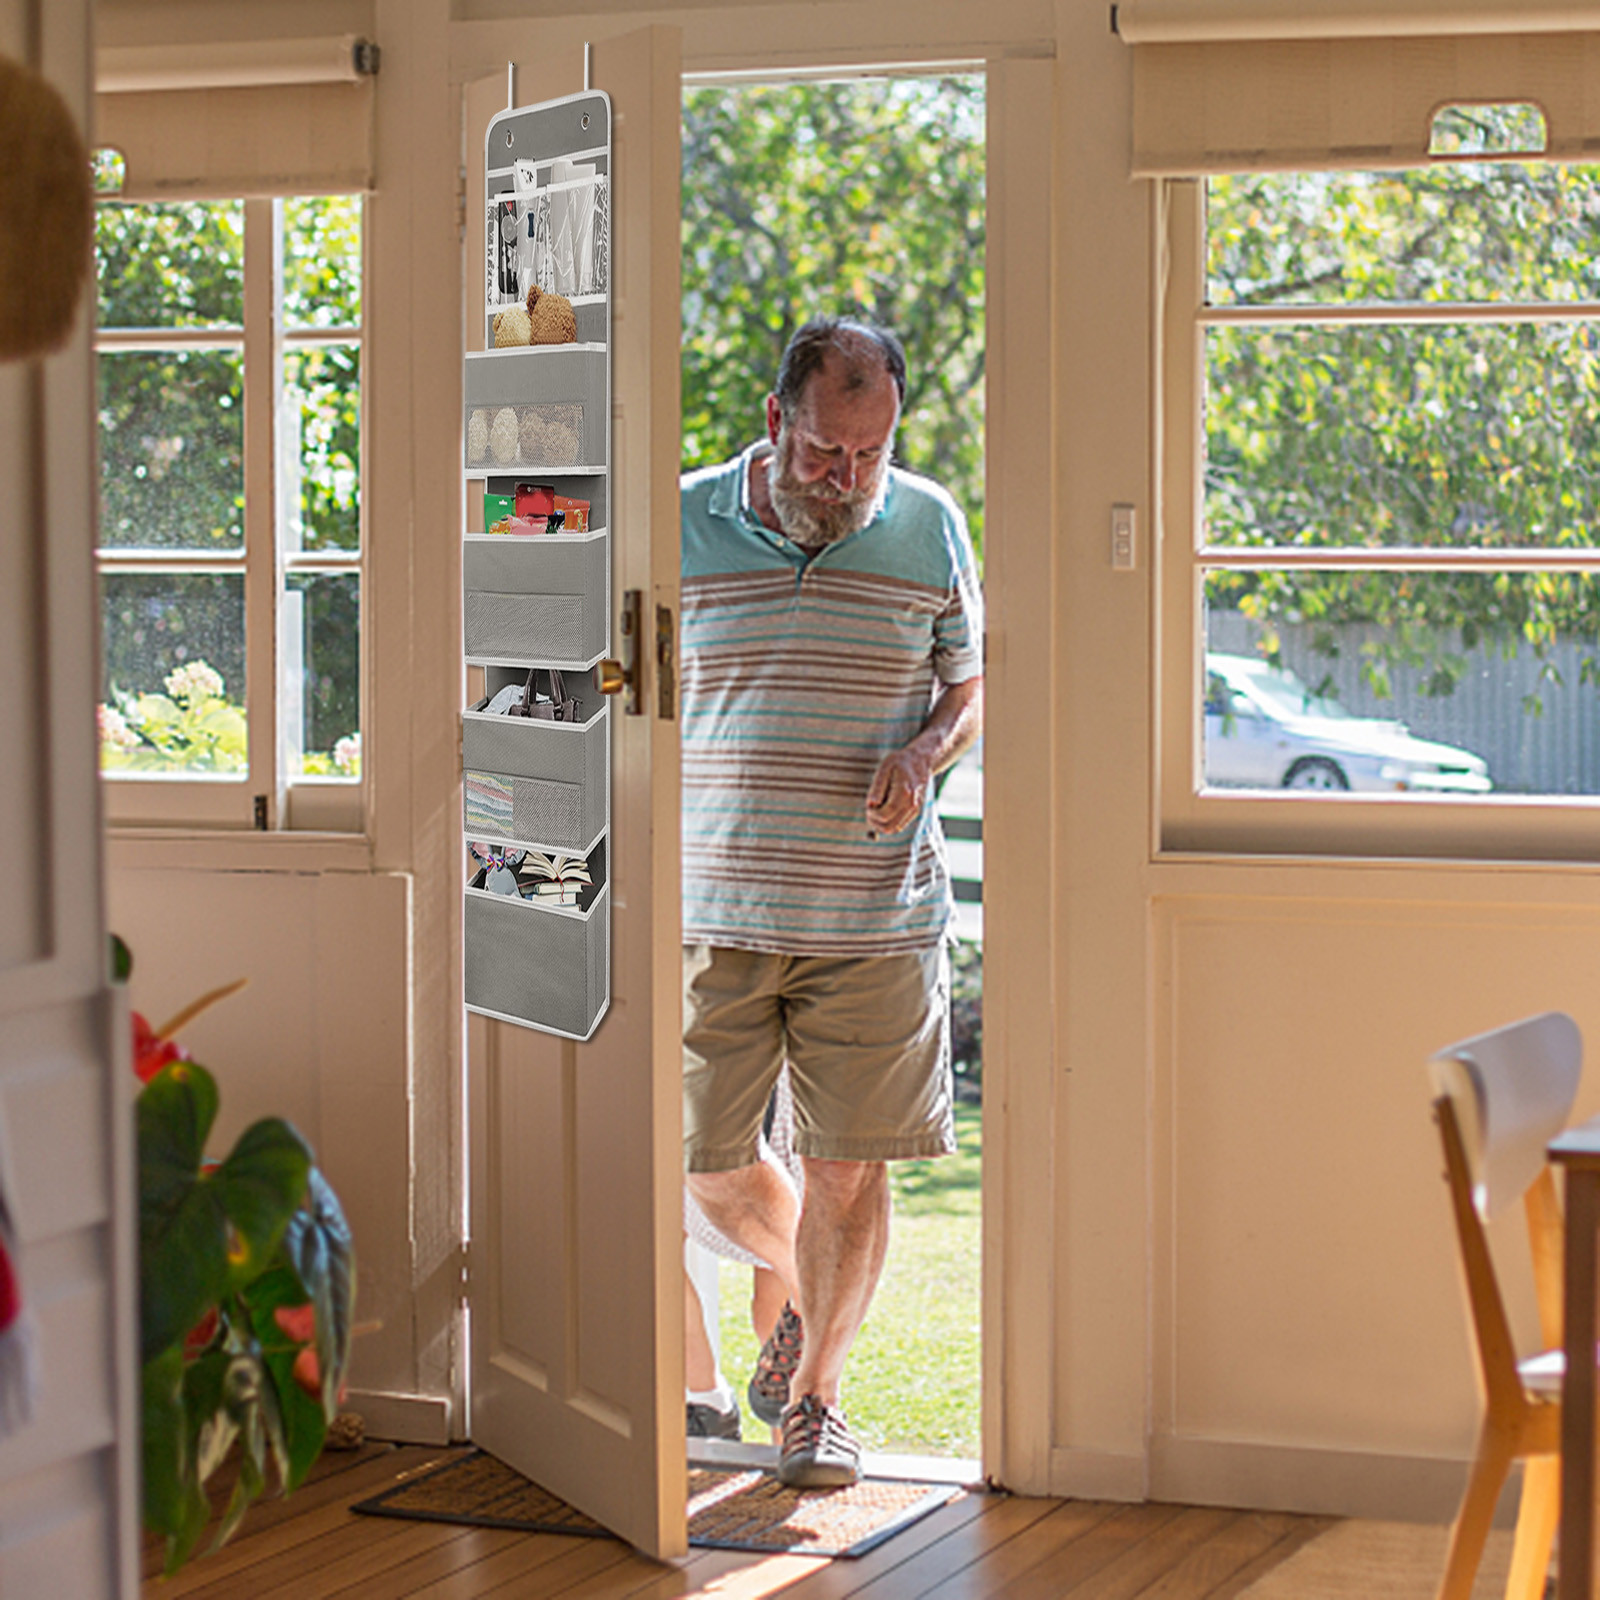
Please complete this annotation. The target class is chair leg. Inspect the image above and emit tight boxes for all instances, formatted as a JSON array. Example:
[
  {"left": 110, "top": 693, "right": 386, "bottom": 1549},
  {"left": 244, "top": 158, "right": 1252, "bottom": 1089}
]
[
  {"left": 1505, "top": 1454, "right": 1559, "bottom": 1600},
  {"left": 1438, "top": 1432, "right": 1516, "bottom": 1600}
]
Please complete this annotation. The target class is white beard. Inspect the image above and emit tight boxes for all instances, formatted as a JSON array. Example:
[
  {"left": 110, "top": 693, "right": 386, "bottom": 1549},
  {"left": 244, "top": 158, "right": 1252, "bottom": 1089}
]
[{"left": 766, "top": 432, "right": 889, "bottom": 545}]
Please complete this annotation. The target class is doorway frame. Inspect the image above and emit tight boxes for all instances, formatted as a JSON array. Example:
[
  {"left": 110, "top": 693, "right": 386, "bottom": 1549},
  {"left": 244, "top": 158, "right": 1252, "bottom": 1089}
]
[{"left": 446, "top": 13, "right": 1059, "bottom": 1498}]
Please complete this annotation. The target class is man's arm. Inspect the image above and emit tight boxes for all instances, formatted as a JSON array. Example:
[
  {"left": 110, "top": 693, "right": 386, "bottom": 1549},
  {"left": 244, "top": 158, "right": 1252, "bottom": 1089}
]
[{"left": 865, "top": 676, "right": 984, "bottom": 835}]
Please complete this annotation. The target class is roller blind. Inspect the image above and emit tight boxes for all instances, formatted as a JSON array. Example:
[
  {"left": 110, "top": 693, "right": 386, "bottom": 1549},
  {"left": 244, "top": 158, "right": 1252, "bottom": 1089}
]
[
  {"left": 1122, "top": 2, "right": 1600, "bottom": 175},
  {"left": 93, "top": 36, "right": 375, "bottom": 199}
]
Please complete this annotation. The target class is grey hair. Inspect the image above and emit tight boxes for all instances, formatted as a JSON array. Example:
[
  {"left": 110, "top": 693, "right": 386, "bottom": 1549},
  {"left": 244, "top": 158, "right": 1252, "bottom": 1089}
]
[{"left": 773, "top": 317, "right": 907, "bottom": 418}]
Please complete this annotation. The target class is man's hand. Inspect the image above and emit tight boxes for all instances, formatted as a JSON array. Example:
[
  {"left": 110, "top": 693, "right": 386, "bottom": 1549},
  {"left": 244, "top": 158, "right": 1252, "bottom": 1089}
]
[
  {"left": 866, "top": 748, "right": 934, "bottom": 835},
  {"left": 864, "top": 676, "right": 983, "bottom": 837}
]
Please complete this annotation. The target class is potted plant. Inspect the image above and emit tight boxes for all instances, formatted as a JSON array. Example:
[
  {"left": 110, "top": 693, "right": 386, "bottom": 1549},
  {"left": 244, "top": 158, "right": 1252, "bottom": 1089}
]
[{"left": 122, "top": 943, "right": 356, "bottom": 1575}]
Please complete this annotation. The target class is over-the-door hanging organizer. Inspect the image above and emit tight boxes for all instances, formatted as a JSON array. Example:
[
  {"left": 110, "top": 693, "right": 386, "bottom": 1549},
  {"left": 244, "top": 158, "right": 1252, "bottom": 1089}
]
[{"left": 463, "top": 89, "right": 611, "bottom": 1041}]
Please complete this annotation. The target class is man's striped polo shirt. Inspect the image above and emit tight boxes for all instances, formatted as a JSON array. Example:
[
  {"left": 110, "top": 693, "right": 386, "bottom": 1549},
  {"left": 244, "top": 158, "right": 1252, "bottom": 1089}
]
[{"left": 680, "top": 442, "right": 983, "bottom": 956}]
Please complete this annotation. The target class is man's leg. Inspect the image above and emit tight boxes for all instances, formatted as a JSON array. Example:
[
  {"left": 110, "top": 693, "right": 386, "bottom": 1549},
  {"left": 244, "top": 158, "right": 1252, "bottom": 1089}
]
[
  {"left": 684, "top": 1265, "right": 741, "bottom": 1441},
  {"left": 750, "top": 1264, "right": 787, "bottom": 1348},
  {"left": 683, "top": 1266, "right": 718, "bottom": 1394},
  {"left": 787, "top": 1157, "right": 889, "bottom": 1406},
  {"left": 685, "top": 1162, "right": 801, "bottom": 1307}
]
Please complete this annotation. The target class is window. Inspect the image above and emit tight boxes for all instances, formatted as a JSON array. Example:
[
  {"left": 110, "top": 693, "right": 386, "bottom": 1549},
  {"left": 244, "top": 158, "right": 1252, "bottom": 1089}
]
[
  {"left": 95, "top": 187, "right": 363, "bottom": 830},
  {"left": 1160, "top": 111, "right": 1600, "bottom": 859}
]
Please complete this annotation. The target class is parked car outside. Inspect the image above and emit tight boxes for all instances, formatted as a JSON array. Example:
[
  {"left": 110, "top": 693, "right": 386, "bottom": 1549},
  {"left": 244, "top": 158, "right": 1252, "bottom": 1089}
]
[{"left": 1203, "top": 652, "right": 1493, "bottom": 794}]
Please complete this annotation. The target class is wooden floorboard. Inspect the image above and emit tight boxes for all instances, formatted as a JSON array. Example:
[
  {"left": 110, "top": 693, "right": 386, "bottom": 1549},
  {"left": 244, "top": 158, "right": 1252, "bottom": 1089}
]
[
  {"left": 1204, "top": 1514, "right": 1338, "bottom": 1600},
  {"left": 140, "top": 1447, "right": 1330, "bottom": 1600}
]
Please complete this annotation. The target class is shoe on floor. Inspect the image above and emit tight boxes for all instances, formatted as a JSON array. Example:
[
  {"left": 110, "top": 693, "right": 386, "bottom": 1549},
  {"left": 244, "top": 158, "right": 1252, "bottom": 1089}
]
[
  {"left": 748, "top": 1302, "right": 804, "bottom": 1426},
  {"left": 686, "top": 1397, "right": 742, "bottom": 1441},
  {"left": 777, "top": 1393, "right": 861, "bottom": 1489}
]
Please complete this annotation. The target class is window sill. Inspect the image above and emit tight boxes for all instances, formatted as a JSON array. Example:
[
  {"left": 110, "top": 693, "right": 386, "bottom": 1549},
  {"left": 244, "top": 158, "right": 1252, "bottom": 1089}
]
[{"left": 105, "top": 827, "right": 374, "bottom": 875}]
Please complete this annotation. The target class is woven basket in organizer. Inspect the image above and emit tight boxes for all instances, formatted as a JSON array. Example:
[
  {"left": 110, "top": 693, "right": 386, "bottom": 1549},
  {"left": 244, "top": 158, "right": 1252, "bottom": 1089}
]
[{"left": 0, "top": 54, "right": 92, "bottom": 362}]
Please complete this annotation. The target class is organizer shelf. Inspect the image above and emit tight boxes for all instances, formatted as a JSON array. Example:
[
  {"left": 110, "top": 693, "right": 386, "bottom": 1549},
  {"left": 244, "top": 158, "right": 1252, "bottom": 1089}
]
[
  {"left": 464, "top": 529, "right": 610, "bottom": 670},
  {"left": 464, "top": 90, "right": 613, "bottom": 1041}
]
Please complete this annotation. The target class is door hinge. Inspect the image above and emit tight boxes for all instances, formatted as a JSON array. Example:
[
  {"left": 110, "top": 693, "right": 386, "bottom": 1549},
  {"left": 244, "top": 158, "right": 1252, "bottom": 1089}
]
[
  {"left": 456, "top": 164, "right": 468, "bottom": 243},
  {"left": 656, "top": 603, "right": 676, "bottom": 721}
]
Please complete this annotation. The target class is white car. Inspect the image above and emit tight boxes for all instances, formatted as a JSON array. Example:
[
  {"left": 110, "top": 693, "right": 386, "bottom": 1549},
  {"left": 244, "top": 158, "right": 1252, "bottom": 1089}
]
[{"left": 1204, "top": 652, "right": 1493, "bottom": 794}]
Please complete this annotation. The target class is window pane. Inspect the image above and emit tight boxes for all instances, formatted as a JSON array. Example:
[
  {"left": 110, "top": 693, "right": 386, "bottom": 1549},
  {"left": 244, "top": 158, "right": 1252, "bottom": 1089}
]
[
  {"left": 99, "top": 349, "right": 244, "bottom": 551},
  {"left": 1205, "top": 323, "right": 1600, "bottom": 550},
  {"left": 1203, "top": 570, "right": 1600, "bottom": 797},
  {"left": 281, "top": 196, "right": 362, "bottom": 328},
  {"left": 1429, "top": 104, "right": 1547, "bottom": 160},
  {"left": 281, "top": 344, "right": 360, "bottom": 552},
  {"left": 99, "top": 574, "right": 246, "bottom": 775},
  {"left": 96, "top": 200, "right": 243, "bottom": 327},
  {"left": 284, "top": 573, "right": 359, "bottom": 778},
  {"left": 1208, "top": 163, "right": 1600, "bottom": 307}
]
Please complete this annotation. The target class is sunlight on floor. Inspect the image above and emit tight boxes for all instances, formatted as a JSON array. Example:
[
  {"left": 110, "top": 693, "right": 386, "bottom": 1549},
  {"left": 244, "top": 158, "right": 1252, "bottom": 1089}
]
[{"left": 689, "top": 1553, "right": 830, "bottom": 1596}]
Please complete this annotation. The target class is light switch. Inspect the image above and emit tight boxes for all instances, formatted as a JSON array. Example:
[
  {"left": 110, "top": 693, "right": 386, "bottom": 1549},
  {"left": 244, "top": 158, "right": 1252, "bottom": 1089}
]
[{"left": 1111, "top": 503, "right": 1136, "bottom": 570}]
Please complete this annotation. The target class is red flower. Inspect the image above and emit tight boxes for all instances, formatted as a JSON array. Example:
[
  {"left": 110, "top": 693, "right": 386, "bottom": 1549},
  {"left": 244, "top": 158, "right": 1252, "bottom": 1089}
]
[
  {"left": 274, "top": 1302, "right": 323, "bottom": 1398},
  {"left": 183, "top": 1306, "right": 219, "bottom": 1359},
  {"left": 291, "top": 1345, "right": 322, "bottom": 1398},
  {"left": 132, "top": 1011, "right": 187, "bottom": 1084},
  {"left": 274, "top": 1302, "right": 315, "bottom": 1344}
]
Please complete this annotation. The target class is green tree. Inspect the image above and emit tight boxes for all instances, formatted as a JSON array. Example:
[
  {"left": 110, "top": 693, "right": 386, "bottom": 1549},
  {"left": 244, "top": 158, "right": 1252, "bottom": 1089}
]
[
  {"left": 94, "top": 195, "right": 363, "bottom": 769},
  {"left": 681, "top": 78, "right": 987, "bottom": 554},
  {"left": 1205, "top": 140, "right": 1600, "bottom": 710}
]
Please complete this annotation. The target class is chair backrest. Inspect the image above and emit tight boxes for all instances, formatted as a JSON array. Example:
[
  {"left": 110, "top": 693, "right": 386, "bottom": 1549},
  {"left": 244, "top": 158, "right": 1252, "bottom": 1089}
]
[
  {"left": 1430, "top": 1013, "right": 1582, "bottom": 1401},
  {"left": 1429, "top": 1012, "right": 1581, "bottom": 1220}
]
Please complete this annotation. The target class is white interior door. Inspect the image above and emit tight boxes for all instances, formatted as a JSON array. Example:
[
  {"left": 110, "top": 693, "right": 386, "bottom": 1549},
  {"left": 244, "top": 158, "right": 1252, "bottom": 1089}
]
[
  {"left": 465, "top": 25, "right": 686, "bottom": 1559},
  {"left": 0, "top": 3, "right": 139, "bottom": 1591}
]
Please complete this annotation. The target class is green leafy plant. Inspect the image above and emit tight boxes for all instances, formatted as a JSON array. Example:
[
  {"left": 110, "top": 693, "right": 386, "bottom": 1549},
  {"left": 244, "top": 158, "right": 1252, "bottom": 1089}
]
[
  {"left": 126, "top": 947, "right": 354, "bottom": 1575},
  {"left": 99, "top": 658, "right": 246, "bottom": 773}
]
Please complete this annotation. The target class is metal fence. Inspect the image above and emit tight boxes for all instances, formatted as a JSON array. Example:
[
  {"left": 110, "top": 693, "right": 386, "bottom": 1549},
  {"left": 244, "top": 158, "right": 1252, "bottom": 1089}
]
[{"left": 1208, "top": 611, "right": 1600, "bottom": 795}]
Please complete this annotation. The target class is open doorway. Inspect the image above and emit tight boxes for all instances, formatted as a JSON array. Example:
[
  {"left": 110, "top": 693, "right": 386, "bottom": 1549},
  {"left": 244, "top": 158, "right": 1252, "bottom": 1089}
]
[{"left": 679, "top": 68, "right": 987, "bottom": 1467}]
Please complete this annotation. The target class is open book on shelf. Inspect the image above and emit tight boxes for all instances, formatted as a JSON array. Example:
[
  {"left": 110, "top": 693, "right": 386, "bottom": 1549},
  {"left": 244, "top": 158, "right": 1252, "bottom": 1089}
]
[{"left": 469, "top": 841, "right": 594, "bottom": 907}]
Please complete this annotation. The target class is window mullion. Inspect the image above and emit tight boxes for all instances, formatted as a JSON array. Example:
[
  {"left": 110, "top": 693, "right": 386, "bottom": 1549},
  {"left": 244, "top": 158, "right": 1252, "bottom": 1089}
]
[
  {"left": 1159, "top": 178, "right": 1207, "bottom": 834},
  {"left": 1198, "top": 300, "right": 1600, "bottom": 329},
  {"left": 243, "top": 197, "right": 278, "bottom": 825},
  {"left": 1199, "top": 547, "right": 1600, "bottom": 572}
]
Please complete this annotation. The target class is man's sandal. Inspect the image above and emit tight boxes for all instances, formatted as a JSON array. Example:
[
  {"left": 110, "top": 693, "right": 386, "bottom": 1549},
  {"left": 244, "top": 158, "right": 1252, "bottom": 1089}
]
[
  {"left": 747, "top": 1302, "right": 804, "bottom": 1426},
  {"left": 778, "top": 1393, "right": 861, "bottom": 1488}
]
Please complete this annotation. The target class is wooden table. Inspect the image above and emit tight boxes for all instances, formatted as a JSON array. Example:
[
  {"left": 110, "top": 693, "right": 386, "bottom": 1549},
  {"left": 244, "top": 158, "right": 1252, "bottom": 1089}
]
[{"left": 1550, "top": 1116, "right": 1600, "bottom": 1600}]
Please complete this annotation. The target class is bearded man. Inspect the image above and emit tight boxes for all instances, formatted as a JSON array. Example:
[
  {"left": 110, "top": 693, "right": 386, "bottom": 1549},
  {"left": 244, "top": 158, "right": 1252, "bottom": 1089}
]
[{"left": 679, "top": 317, "right": 984, "bottom": 1487}]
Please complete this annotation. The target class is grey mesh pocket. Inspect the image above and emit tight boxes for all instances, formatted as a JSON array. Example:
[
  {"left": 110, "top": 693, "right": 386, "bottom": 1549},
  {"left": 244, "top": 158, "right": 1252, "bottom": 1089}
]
[
  {"left": 465, "top": 591, "right": 584, "bottom": 661},
  {"left": 512, "top": 776, "right": 584, "bottom": 850},
  {"left": 465, "top": 894, "right": 592, "bottom": 1039}
]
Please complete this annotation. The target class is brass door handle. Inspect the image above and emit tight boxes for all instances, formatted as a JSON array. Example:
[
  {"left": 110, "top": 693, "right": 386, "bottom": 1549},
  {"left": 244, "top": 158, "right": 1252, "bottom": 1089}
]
[{"left": 596, "top": 590, "right": 643, "bottom": 715}]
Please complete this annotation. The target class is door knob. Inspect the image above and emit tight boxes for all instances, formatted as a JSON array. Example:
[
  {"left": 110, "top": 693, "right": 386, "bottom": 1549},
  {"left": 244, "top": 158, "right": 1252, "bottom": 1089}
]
[{"left": 596, "top": 589, "right": 642, "bottom": 714}]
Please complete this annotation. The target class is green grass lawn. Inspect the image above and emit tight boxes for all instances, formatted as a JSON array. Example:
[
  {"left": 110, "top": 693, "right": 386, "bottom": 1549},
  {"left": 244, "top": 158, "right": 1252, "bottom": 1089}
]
[{"left": 716, "top": 1099, "right": 982, "bottom": 1458}]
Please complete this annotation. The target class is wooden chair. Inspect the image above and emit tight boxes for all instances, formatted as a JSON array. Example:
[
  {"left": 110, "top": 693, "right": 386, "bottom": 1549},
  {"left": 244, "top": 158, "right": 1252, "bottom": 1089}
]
[{"left": 1430, "top": 1011, "right": 1582, "bottom": 1600}]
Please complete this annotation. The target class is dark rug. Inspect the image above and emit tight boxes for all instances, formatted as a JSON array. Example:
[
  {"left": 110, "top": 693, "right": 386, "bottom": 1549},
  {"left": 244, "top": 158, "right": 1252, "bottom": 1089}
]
[{"left": 351, "top": 1448, "right": 962, "bottom": 1558}]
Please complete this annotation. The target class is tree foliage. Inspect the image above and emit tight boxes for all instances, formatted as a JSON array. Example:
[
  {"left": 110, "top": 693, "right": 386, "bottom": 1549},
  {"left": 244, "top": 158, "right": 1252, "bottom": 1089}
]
[
  {"left": 94, "top": 195, "right": 362, "bottom": 768},
  {"left": 681, "top": 78, "right": 987, "bottom": 553},
  {"left": 1206, "top": 143, "right": 1600, "bottom": 710}
]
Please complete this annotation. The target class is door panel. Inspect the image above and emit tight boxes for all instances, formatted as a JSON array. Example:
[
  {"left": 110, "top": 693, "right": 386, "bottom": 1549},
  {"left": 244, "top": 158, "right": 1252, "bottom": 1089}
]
[
  {"left": 466, "top": 25, "right": 685, "bottom": 1558},
  {"left": 0, "top": 3, "right": 139, "bottom": 1591}
]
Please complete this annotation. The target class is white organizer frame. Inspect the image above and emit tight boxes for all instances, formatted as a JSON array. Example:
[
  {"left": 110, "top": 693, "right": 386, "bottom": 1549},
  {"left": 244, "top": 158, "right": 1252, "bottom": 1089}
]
[{"left": 464, "top": 89, "right": 613, "bottom": 1041}]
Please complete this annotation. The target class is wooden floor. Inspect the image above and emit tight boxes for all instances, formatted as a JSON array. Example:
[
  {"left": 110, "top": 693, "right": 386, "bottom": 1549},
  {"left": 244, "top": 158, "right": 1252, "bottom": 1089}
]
[{"left": 142, "top": 1443, "right": 1333, "bottom": 1599}]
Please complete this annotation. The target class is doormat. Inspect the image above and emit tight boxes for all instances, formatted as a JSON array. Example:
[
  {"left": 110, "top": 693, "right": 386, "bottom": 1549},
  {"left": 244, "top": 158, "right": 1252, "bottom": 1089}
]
[{"left": 351, "top": 1448, "right": 963, "bottom": 1558}]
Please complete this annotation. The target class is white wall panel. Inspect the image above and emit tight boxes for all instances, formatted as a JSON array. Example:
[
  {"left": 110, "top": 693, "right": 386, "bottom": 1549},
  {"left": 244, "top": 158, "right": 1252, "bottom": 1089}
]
[
  {"left": 1151, "top": 883, "right": 1600, "bottom": 1514},
  {"left": 105, "top": 866, "right": 419, "bottom": 1404}
]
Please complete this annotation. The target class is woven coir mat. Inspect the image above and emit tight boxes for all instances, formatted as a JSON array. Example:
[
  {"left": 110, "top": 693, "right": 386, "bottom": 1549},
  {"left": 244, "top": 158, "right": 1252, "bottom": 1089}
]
[{"left": 353, "top": 1449, "right": 961, "bottom": 1558}]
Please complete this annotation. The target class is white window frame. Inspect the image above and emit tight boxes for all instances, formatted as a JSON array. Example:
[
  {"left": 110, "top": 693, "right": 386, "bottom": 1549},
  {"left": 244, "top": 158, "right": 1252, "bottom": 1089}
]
[
  {"left": 1157, "top": 174, "right": 1600, "bottom": 863},
  {"left": 97, "top": 193, "right": 366, "bottom": 834}
]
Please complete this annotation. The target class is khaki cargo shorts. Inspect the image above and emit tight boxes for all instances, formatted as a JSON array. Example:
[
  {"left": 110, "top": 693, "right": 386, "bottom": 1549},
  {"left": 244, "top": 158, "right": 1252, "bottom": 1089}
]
[{"left": 683, "top": 943, "right": 955, "bottom": 1172}]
